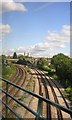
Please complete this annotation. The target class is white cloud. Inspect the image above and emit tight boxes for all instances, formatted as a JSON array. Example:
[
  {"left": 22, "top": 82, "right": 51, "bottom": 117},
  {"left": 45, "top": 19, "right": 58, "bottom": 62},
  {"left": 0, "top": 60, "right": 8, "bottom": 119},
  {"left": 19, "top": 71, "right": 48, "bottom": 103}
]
[
  {"left": 0, "top": 24, "right": 12, "bottom": 41},
  {"left": 0, "top": 0, "right": 27, "bottom": 13},
  {"left": 5, "top": 24, "right": 70, "bottom": 57},
  {"left": 45, "top": 25, "right": 70, "bottom": 43},
  {"left": 29, "top": 25, "right": 70, "bottom": 56}
]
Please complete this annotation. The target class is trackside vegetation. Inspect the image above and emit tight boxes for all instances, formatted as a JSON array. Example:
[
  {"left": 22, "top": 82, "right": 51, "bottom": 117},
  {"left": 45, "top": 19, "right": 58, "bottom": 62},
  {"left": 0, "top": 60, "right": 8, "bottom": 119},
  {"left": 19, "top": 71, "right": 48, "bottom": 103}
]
[
  {"left": 51, "top": 54, "right": 72, "bottom": 101},
  {"left": 36, "top": 53, "right": 72, "bottom": 101},
  {"left": 1, "top": 52, "right": 72, "bottom": 101},
  {"left": 2, "top": 55, "right": 16, "bottom": 80},
  {"left": 37, "top": 58, "right": 55, "bottom": 75},
  {"left": 51, "top": 54, "right": 72, "bottom": 86}
]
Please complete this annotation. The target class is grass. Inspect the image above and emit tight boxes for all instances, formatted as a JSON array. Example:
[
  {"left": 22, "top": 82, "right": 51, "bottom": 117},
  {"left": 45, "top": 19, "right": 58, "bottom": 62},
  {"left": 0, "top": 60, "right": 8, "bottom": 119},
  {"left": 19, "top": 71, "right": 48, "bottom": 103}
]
[
  {"left": 2, "top": 63, "right": 16, "bottom": 88},
  {"left": 2, "top": 64, "right": 16, "bottom": 80}
]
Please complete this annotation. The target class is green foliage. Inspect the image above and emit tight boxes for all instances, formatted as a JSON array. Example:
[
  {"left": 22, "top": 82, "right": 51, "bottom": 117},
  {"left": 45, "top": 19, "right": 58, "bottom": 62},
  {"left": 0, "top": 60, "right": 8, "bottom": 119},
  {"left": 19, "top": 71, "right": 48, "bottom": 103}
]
[
  {"left": 66, "top": 87, "right": 71, "bottom": 92},
  {"left": 51, "top": 53, "right": 72, "bottom": 101},
  {"left": 66, "top": 87, "right": 72, "bottom": 101},
  {"left": 42, "top": 66, "right": 50, "bottom": 71},
  {"left": 37, "top": 58, "right": 56, "bottom": 76},
  {"left": 2, "top": 54, "right": 16, "bottom": 80},
  {"left": 52, "top": 74, "right": 59, "bottom": 80},
  {"left": 2, "top": 63, "right": 16, "bottom": 79},
  {"left": 51, "top": 53, "right": 72, "bottom": 87},
  {"left": 67, "top": 59, "right": 72, "bottom": 84},
  {"left": 37, "top": 58, "right": 48, "bottom": 69},
  {"left": 13, "top": 52, "right": 17, "bottom": 59}
]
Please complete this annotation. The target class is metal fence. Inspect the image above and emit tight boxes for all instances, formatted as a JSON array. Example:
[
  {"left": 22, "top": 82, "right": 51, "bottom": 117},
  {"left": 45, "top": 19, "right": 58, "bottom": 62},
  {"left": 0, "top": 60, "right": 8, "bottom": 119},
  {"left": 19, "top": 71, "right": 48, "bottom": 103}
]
[{"left": 0, "top": 77, "right": 72, "bottom": 119}]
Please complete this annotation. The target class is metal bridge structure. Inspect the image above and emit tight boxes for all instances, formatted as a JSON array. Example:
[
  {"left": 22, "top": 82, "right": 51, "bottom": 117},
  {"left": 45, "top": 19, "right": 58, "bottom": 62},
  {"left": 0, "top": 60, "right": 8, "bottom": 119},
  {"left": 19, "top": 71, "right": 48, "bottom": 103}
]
[{"left": 0, "top": 77, "right": 72, "bottom": 119}]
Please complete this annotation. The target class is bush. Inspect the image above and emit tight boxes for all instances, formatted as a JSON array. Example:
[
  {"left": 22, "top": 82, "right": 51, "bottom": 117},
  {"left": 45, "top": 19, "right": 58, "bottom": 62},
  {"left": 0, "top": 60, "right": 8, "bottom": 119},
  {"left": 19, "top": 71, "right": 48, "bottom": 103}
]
[
  {"left": 37, "top": 58, "right": 48, "bottom": 69},
  {"left": 51, "top": 53, "right": 72, "bottom": 87},
  {"left": 66, "top": 87, "right": 72, "bottom": 101},
  {"left": 2, "top": 64, "right": 16, "bottom": 79},
  {"left": 42, "top": 66, "right": 50, "bottom": 71},
  {"left": 52, "top": 74, "right": 58, "bottom": 80}
]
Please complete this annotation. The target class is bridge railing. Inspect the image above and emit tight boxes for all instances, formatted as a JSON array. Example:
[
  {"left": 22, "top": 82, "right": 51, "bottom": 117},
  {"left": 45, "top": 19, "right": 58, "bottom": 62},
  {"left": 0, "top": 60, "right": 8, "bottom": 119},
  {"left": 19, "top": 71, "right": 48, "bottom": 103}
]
[{"left": 0, "top": 77, "right": 72, "bottom": 119}]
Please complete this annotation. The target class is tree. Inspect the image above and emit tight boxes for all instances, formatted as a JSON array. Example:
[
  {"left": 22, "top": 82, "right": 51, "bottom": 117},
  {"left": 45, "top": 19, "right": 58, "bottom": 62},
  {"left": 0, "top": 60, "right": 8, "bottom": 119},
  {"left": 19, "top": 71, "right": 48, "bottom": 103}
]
[
  {"left": 37, "top": 58, "right": 48, "bottom": 69},
  {"left": 13, "top": 52, "right": 17, "bottom": 59},
  {"left": 51, "top": 53, "right": 72, "bottom": 87},
  {"left": 2, "top": 55, "right": 6, "bottom": 65}
]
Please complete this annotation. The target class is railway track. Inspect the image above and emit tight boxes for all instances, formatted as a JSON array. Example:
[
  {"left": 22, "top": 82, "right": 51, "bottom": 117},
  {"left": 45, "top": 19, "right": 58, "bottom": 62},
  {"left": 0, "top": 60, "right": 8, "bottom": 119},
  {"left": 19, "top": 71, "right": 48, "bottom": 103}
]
[
  {"left": 2, "top": 65, "right": 27, "bottom": 113},
  {"left": 49, "top": 77, "right": 70, "bottom": 109},
  {"left": 2, "top": 66, "right": 23, "bottom": 99},
  {"left": 34, "top": 69, "right": 71, "bottom": 119},
  {"left": 35, "top": 70, "right": 51, "bottom": 119},
  {"left": 45, "top": 75, "right": 71, "bottom": 118},
  {"left": 40, "top": 70, "right": 63, "bottom": 119},
  {"left": 2, "top": 66, "right": 71, "bottom": 119}
]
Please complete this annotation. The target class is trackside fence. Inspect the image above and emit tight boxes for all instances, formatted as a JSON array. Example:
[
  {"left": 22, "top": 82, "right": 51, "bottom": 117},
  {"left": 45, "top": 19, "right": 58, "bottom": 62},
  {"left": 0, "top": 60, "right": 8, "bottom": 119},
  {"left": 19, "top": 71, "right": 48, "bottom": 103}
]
[{"left": 0, "top": 77, "right": 72, "bottom": 119}]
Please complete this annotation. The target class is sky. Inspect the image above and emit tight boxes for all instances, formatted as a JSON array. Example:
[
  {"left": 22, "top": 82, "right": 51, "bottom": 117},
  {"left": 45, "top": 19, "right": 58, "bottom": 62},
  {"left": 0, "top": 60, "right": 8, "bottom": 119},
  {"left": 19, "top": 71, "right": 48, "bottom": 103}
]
[{"left": 0, "top": 0, "right": 70, "bottom": 57}]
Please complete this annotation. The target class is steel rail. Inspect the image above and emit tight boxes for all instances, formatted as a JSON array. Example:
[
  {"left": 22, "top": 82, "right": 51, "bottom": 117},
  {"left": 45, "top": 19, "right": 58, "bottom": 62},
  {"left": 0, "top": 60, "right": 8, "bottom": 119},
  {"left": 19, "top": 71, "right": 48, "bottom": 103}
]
[
  {"left": 41, "top": 72, "right": 63, "bottom": 120},
  {"left": 36, "top": 70, "right": 51, "bottom": 119},
  {"left": 2, "top": 67, "right": 25, "bottom": 112},
  {"left": 49, "top": 77, "right": 70, "bottom": 108},
  {"left": 0, "top": 77, "right": 72, "bottom": 116}
]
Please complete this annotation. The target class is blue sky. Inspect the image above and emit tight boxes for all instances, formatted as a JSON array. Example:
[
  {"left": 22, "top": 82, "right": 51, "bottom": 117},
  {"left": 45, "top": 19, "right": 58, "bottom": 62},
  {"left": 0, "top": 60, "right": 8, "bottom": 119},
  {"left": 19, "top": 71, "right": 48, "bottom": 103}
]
[{"left": 1, "top": 1, "right": 70, "bottom": 57}]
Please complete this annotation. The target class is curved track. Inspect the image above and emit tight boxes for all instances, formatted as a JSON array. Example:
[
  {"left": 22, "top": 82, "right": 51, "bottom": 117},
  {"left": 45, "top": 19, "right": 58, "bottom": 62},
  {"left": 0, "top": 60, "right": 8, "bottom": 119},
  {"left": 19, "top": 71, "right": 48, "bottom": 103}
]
[
  {"left": 35, "top": 70, "right": 51, "bottom": 119},
  {"left": 33, "top": 69, "right": 71, "bottom": 119},
  {"left": 49, "top": 77, "right": 70, "bottom": 108},
  {"left": 2, "top": 65, "right": 27, "bottom": 113},
  {"left": 2, "top": 66, "right": 71, "bottom": 119}
]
